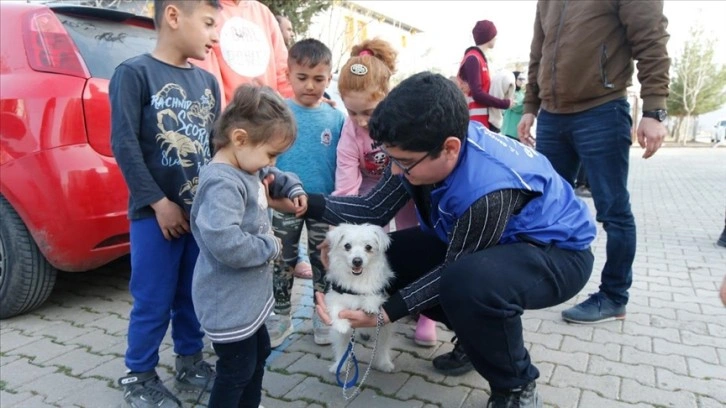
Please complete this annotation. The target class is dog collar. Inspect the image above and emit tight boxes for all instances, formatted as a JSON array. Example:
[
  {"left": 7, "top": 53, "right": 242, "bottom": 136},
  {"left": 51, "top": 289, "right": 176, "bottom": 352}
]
[
  {"left": 331, "top": 283, "right": 362, "bottom": 296},
  {"left": 330, "top": 283, "right": 384, "bottom": 297}
]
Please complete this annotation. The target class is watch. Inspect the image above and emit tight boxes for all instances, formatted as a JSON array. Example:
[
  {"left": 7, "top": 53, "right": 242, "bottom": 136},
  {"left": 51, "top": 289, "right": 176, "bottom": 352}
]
[{"left": 643, "top": 109, "right": 667, "bottom": 122}]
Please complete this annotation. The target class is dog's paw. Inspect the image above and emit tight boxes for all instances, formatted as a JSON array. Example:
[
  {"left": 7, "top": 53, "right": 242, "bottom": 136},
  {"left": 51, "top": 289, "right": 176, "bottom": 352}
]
[
  {"left": 373, "top": 359, "right": 395, "bottom": 373},
  {"left": 361, "top": 306, "right": 379, "bottom": 315},
  {"left": 329, "top": 362, "right": 339, "bottom": 374},
  {"left": 331, "top": 319, "right": 351, "bottom": 334},
  {"left": 361, "top": 299, "right": 382, "bottom": 314}
]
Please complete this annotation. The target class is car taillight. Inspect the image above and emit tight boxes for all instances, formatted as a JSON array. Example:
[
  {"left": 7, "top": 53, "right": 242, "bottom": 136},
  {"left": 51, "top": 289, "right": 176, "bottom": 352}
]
[
  {"left": 22, "top": 10, "right": 88, "bottom": 78},
  {"left": 83, "top": 78, "right": 113, "bottom": 156}
]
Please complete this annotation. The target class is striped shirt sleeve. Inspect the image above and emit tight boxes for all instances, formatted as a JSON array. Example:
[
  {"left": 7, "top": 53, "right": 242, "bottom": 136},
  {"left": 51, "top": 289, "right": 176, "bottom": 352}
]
[
  {"left": 315, "top": 166, "right": 412, "bottom": 227},
  {"left": 384, "top": 189, "right": 533, "bottom": 321}
]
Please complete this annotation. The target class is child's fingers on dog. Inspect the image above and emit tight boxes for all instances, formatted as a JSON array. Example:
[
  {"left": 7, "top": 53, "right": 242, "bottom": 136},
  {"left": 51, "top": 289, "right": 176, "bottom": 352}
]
[{"left": 316, "top": 304, "right": 332, "bottom": 325}]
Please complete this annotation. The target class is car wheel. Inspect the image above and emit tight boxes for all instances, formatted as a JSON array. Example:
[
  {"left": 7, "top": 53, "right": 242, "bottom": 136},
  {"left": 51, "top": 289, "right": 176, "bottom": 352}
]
[{"left": 0, "top": 196, "right": 57, "bottom": 319}]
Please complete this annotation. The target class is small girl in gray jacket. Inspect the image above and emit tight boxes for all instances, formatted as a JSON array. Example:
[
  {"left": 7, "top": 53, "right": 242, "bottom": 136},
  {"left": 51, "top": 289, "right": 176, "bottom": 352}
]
[{"left": 191, "top": 85, "right": 307, "bottom": 408}]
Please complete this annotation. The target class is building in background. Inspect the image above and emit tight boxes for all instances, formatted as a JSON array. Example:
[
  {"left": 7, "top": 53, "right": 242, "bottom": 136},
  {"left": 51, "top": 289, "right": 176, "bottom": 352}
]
[{"left": 305, "top": 1, "right": 426, "bottom": 83}]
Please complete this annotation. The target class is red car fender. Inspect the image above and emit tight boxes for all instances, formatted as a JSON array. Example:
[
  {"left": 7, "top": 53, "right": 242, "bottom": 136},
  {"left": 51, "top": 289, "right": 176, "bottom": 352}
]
[{"left": 0, "top": 146, "right": 129, "bottom": 271}]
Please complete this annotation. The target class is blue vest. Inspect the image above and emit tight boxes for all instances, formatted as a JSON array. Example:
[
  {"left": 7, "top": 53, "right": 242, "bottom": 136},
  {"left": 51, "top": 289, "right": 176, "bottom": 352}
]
[{"left": 411, "top": 122, "right": 596, "bottom": 250}]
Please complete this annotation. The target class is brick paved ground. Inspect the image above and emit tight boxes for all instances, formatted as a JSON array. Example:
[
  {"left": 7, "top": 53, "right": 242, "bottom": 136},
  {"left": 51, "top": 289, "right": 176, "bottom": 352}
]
[{"left": 1, "top": 147, "right": 725, "bottom": 408}]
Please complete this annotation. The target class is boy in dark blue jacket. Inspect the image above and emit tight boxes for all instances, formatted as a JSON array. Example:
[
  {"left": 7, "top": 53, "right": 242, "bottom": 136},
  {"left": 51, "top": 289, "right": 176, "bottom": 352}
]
[{"left": 110, "top": 1, "right": 222, "bottom": 406}]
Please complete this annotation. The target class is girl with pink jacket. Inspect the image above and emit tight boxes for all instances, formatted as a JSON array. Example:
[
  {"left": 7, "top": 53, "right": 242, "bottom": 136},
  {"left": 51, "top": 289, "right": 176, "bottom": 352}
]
[{"left": 333, "top": 39, "right": 436, "bottom": 347}]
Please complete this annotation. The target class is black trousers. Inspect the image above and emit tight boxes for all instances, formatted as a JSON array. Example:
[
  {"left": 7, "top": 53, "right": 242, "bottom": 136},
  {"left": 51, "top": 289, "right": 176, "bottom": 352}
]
[
  {"left": 385, "top": 228, "right": 593, "bottom": 390},
  {"left": 208, "top": 325, "right": 271, "bottom": 408}
]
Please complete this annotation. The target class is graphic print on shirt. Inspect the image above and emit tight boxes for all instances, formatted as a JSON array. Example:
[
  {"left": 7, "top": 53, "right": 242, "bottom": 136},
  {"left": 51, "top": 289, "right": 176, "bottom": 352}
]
[
  {"left": 256, "top": 180, "right": 269, "bottom": 212},
  {"left": 151, "top": 83, "right": 216, "bottom": 206},
  {"left": 256, "top": 180, "right": 270, "bottom": 235},
  {"left": 320, "top": 129, "right": 332, "bottom": 146},
  {"left": 220, "top": 16, "right": 271, "bottom": 77},
  {"left": 363, "top": 149, "right": 389, "bottom": 176}
]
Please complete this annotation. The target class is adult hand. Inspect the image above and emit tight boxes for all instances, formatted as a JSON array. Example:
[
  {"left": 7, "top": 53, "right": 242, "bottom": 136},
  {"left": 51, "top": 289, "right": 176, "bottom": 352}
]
[
  {"left": 151, "top": 197, "right": 189, "bottom": 240},
  {"left": 637, "top": 117, "right": 667, "bottom": 159},
  {"left": 518, "top": 113, "right": 536, "bottom": 147},
  {"left": 314, "top": 292, "right": 391, "bottom": 328}
]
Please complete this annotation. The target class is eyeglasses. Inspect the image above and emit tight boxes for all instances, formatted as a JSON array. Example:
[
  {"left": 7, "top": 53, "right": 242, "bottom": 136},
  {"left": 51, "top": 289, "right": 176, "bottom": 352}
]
[{"left": 380, "top": 146, "right": 438, "bottom": 175}]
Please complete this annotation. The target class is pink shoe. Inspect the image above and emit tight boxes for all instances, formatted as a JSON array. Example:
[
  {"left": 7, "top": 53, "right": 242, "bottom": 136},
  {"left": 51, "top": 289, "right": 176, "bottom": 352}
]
[
  {"left": 414, "top": 315, "right": 437, "bottom": 347},
  {"left": 293, "top": 262, "right": 313, "bottom": 279}
]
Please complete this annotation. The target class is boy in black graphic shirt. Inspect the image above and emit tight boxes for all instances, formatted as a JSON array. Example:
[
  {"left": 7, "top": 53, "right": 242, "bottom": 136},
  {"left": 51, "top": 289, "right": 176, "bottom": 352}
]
[{"left": 110, "top": 1, "right": 221, "bottom": 406}]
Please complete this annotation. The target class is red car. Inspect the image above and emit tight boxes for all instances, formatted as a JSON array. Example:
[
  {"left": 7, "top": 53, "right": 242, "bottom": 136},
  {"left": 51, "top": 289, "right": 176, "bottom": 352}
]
[{"left": 0, "top": 2, "right": 156, "bottom": 319}]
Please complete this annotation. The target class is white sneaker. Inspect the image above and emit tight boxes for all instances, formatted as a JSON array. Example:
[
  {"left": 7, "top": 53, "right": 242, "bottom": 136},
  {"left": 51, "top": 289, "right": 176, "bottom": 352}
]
[
  {"left": 312, "top": 311, "right": 331, "bottom": 345},
  {"left": 267, "top": 313, "right": 293, "bottom": 348}
]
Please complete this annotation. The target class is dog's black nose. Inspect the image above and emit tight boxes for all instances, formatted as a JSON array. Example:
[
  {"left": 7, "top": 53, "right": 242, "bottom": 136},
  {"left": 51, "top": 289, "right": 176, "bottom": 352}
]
[{"left": 352, "top": 257, "right": 363, "bottom": 267}]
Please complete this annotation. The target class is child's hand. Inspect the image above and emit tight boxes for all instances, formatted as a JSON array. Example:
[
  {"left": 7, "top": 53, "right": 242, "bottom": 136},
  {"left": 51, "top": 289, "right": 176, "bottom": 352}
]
[
  {"left": 293, "top": 195, "right": 308, "bottom": 217},
  {"left": 151, "top": 197, "right": 189, "bottom": 240},
  {"left": 267, "top": 196, "right": 297, "bottom": 214},
  {"left": 321, "top": 96, "right": 336, "bottom": 108},
  {"left": 316, "top": 239, "right": 330, "bottom": 270},
  {"left": 269, "top": 234, "right": 283, "bottom": 261}
]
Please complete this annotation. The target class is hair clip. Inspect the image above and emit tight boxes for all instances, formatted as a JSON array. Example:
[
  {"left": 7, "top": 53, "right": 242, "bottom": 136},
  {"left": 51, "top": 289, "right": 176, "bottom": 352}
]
[
  {"left": 359, "top": 49, "right": 374, "bottom": 56},
  {"left": 350, "top": 63, "right": 368, "bottom": 76}
]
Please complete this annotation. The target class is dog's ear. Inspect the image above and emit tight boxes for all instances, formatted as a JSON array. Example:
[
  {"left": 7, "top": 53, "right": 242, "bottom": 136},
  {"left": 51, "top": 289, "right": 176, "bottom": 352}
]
[
  {"left": 326, "top": 226, "right": 346, "bottom": 249},
  {"left": 373, "top": 226, "right": 392, "bottom": 251}
]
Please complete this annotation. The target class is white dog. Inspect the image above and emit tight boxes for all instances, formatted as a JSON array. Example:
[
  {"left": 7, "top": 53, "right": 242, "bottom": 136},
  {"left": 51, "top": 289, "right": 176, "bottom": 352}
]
[{"left": 324, "top": 223, "right": 395, "bottom": 374}]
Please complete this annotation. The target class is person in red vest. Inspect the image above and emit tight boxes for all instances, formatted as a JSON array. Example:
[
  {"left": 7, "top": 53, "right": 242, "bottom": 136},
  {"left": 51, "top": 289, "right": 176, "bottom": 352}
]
[{"left": 458, "top": 20, "right": 511, "bottom": 131}]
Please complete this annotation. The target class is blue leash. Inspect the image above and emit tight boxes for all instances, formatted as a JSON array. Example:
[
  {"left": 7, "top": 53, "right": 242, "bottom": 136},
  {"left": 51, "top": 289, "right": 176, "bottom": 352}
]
[
  {"left": 335, "top": 312, "right": 384, "bottom": 400},
  {"left": 335, "top": 334, "right": 359, "bottom": 388}
]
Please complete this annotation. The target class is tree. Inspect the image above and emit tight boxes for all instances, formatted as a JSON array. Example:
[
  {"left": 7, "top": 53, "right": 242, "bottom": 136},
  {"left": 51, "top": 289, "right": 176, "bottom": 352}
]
[
  {"left": 667, "top": 26, "right": 726, "bottom": 143},
  {"left": 259, "top": 0, "right": 332, "bottom": 36},
  {"left": 83, "top": 0, "right": 152, "bottom": 16}
]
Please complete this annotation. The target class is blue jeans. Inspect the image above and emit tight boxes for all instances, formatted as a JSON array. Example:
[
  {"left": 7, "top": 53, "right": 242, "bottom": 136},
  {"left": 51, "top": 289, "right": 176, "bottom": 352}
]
[
  {"left": 209, "top": 326, "right": 271, "bottom": 408},
  {"left": 535, "top": 98, "right": 635, "bottom": 305},
  {"left": 125, "top": 217, "right": 204, "bottom": 372}
]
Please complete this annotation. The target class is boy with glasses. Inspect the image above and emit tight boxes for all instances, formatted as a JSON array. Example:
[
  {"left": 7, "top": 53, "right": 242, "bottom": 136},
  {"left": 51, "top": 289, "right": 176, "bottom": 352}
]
[{"left": 307, "top": 72, "right": 596, "bottom": 408}]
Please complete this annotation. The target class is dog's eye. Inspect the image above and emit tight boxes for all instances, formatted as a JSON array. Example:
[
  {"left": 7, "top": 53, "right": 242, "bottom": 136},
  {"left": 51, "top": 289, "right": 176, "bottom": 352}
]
[
  {"left": 365, "top": 245, "right": 373, "bottom": 252},
  {"left": 344, "top": 243, "right": 351, "bottom": 251}
]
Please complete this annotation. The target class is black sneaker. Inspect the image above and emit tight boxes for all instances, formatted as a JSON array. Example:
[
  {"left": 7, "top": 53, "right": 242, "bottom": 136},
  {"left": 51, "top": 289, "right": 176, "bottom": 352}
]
[
  {"left": 717, "top": 226, "right": 726, "bottom": 247},
  {"left": 487, "top": 381, "right": 542, "bottom": 408},
  {"left": 118, "top": 370, "right": 182, "bottom": 408},
  {"left": 175, "top": 352, "right": 215, "bottom": 392},
  {"left": 432, "top": 336, "right": 474, "bottom": 376},
  {"left": 561, "top": 292, "right": 626, "bottom": 324}
]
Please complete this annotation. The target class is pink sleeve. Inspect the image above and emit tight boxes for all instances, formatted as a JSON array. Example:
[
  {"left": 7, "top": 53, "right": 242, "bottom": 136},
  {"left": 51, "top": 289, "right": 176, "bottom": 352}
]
[
  {"left": 333, "top": 119, "right": 363, "bottom": 196},
  {"left": 267, "top": 11, "right": 292, "bottom": 98},
  {"left": 190, "top": 50, "right": 227, "bottom": 107}
]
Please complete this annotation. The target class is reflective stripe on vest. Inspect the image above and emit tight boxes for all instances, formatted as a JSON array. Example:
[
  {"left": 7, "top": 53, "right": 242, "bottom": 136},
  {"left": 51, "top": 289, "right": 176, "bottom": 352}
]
[{"left": 465, "top": 97, "right": 489, "bottom": 116}]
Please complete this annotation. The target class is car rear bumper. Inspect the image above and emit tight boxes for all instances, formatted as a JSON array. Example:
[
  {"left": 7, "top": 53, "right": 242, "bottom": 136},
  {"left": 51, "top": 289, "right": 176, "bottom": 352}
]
[{"left": 0, "top": 144, "right": 130, "bottom": 271}]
